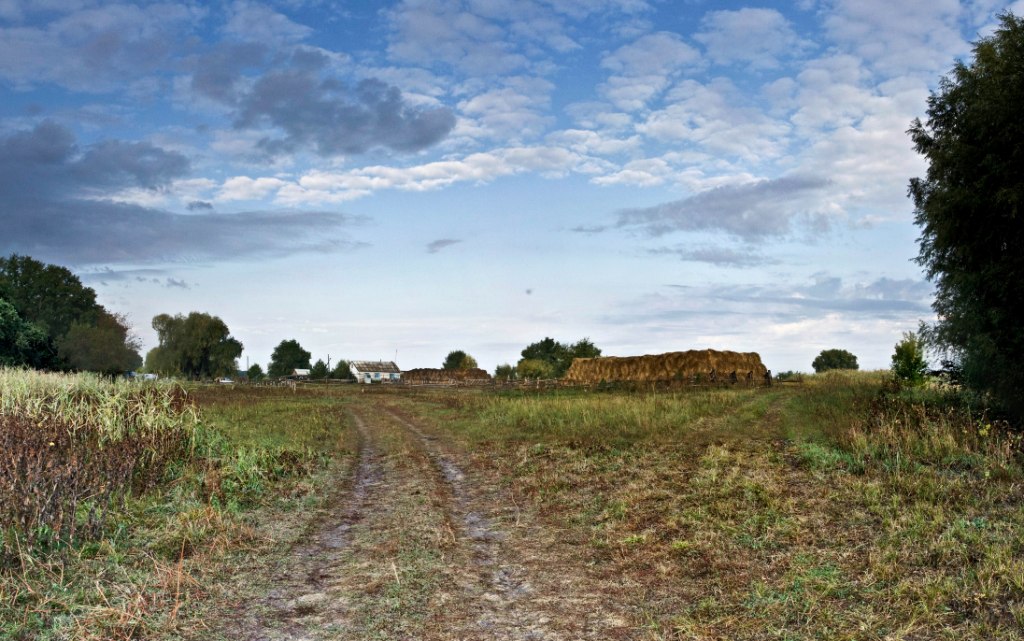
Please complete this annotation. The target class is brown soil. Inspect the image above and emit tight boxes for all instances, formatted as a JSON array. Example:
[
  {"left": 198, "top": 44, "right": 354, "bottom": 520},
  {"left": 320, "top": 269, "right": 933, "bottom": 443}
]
[{"left": 200, "top": 395, "right": 635, "bottom": 640}]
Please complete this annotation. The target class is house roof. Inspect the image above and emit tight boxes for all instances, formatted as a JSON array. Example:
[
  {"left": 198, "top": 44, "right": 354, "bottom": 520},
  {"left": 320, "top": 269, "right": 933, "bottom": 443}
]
[
  {"left": 293, "top": 368, "right": 311, "bottom": 376},
  {"left": 349, "top": 361, "right": 401, "bottom": 374}
]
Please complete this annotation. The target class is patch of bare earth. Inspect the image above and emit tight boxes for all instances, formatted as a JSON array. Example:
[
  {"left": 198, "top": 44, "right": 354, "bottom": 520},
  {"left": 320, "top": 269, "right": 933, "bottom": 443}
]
[{"left": 202, "top": 395, "right": 635, "bottom": 640}]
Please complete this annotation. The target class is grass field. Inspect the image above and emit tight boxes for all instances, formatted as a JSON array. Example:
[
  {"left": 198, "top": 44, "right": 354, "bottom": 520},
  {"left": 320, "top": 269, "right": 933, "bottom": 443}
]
[
  {"left": 2, "top": 371, "right": 1021, "bottom": 639},
  {"left": 392, "top": 372, "right": 1024, "bottom": 639}
]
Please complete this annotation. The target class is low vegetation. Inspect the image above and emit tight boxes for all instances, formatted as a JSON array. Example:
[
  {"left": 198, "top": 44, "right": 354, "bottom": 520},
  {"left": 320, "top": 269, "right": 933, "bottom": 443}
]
[
  {"left": 3, "top": 367, "right": 1021, "bottom": 639},
  {"left": 400, "top": 371, "right": 1024, "bottom": 639},
  {"left": 0, "top": 370, "right": 352, "bottom": 640}
]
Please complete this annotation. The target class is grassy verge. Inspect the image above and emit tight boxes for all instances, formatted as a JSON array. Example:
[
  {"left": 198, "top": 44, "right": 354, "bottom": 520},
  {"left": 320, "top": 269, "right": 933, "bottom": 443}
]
[
  {"left": 398, "top": 372, "right": 1024, "bottom": 639},
  {"left": 1, "top": 376, "right": 355, "bottom": 640}
]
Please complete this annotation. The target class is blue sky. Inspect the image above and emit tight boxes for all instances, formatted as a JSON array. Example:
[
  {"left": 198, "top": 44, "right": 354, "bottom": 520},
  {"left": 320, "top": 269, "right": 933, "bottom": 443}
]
[{"left": 2, "top": 0, "right": 1019, "bottom": 373}]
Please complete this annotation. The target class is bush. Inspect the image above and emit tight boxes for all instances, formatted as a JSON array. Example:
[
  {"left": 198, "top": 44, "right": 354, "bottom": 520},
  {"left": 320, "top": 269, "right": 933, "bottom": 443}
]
[{"left": 891, "top": 332, "right": 928, "bottom": 387}]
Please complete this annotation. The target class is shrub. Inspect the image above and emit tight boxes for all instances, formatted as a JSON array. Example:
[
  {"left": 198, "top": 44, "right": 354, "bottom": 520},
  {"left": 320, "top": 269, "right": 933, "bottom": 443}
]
[{"left": 891, "top": 332, "right": 928, "bottom": 387}]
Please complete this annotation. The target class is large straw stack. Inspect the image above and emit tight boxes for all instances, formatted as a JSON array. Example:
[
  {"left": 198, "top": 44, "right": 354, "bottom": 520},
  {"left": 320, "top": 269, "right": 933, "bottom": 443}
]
[
  {"left": 402, "top": 368, "right": 492, "bottom": 384},
  {"left": 562, "top": 349, "right": 768, "bottom": 384}
]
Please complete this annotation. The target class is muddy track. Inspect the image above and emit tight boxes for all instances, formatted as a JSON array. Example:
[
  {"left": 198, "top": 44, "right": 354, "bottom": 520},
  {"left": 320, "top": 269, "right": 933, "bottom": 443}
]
[
  {"left": 208, "top": 397, "right": 635, "bottom": 640},
  {"left": 378, "top": 405, "right": 560, "bottom": 640},
  {"left": 216, "top": 412, "right": 384, "bottom": 640}
]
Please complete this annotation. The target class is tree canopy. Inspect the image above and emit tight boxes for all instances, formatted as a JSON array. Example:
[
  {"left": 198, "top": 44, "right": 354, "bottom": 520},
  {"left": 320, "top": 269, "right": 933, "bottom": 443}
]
[
  {"left": 268, "top": 339, "right": 311, "bottom": 378},
  {"left": 331, "top": 360, "right": 354, "bottom": 380},
  {"left": 310, "top": 359, "right": 329, "bottom": 380},
  {"left": 811, "top": 349, "right": 859, "bottom": 373},
  {"left": 0, "top": 298, "right": 50, "bottom": 368},
  {"left": 494, "top": 363, "right": 516, "bottom": 381},
  {"left": 144, "top": 312, "right": 242, "bottom": 379},
  {"left": 1, "top": 254, "right": 141, "bottom": 372},
  {"left": 908, "top": 12, "right": 1024, "bottom": 417},
  {"left": 246, "top": 363, "right": 265, "bottom": 381},
  {"left": 518, "top": 337, "right": 601, "bottom": 378},
  {"left": 0, "top": 254, "right": 101, "bottom": 341},
  {"left": 57, "top": 311, "right": 142, "bottom": 375},
  {"left": 442, "top": 350, "right": 478, "bottom": 370}
]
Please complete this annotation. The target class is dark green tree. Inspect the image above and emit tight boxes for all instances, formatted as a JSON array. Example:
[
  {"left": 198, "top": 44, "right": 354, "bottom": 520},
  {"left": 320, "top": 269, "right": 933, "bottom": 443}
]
[
  {"left": 247, "top": 363, "right": 265, "bottom": 381},
  {"left": 330, "top": 360, "right": 354, "bottom": 380},
  {"left": 812, "top": 349, "right": 859, "bottom": 373},
  {"left": 144, "top": 312, "right": 242, "bottom": 379},
  {"left": 519, "top": 336, "right": 602, "bottom": 378},
  {"left": 908, "top": 12, "right": 1024, "bottom": 416},
  {"left": 310, "top": 359, "right": 329, "bottom": 380},
  {"left": 891, "top": 332, "right": 928, "bottom": 387},
  {"left": 494, "top": 363, "right": 516, "bottom": 381},
  {"left": 442, "top": 350, "right": 478, "bottom": 370},
  {"left": 0, "top": 254, "right": 101, "bottom": 341},
  {"left": 57, "top": 311, "right": 142, "bottom": 375},
  {"left": 268, "top": 339, "right": 311, "bottom": 378},
  {"left": 0, "top": 298, "right": 50, "bottom": 368}
]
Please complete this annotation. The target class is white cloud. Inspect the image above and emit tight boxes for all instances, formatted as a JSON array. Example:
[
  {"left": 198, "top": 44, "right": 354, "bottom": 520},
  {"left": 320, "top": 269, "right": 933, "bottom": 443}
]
[
  {"left": 592, "top": 157, "right": 672, "bottom": 187},
  {"left": 456, "top": 77, "right": 555, "bottom": 142},
  {"left": 694, "top": 8, "right": 809, "bottom": 69},
  {"left": 223, "top": 0, "right": 312, "bottom": 44},
  {"left": 385, "top": 0, "right": 528, "bottom": 75},
  {"left": 822, "top": 0, "right": 968, "bottom": 76},
  {"left": 545, "top": 129, "right": 641, "bottom": 156},
  {"left": 274, "top": 145, "right": 604, "bottom": 205},
  {"left": 639, "top": 78, "right": 791, "bottom": 162},
  {"left": 599, "top": 31, "right": 701, "bottom": 110},
  {"left": 218, "top": 176, "right": 289, "bottom": 201}
]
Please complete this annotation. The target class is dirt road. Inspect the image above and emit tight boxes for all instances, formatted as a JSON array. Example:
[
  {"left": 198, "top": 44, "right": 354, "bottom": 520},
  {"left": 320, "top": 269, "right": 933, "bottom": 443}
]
[{"left": 208, "top": 396, "right": 635, "bottom": 640}]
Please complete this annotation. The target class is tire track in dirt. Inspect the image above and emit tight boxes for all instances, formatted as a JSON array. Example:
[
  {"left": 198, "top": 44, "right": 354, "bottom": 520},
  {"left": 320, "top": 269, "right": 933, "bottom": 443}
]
[
  {"left": 214, "top": 412, "right": 384, "bottom": 641},
  {"left": 211, "top": 398, "right": 635, "bottom": 640},
  {"left": 380, "top": 406, "right": 559, "bottom": 641},
  {"left": 379, "top": 403, "right": 636, "bottom": 641}
]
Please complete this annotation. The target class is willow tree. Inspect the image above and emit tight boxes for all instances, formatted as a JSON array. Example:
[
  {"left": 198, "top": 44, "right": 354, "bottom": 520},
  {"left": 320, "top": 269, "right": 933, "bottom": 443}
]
[{"left": 908, "top": 13, "right": 1024, "bottom": 416}]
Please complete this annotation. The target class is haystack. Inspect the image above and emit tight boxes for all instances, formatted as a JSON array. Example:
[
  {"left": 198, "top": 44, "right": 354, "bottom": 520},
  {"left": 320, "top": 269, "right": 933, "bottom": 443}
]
[
  {"left": 402, "top": 368, "right": 492, "bottom": 384},
  {"left": 562, "top": 349, "right": 768, "bottom": 384}
]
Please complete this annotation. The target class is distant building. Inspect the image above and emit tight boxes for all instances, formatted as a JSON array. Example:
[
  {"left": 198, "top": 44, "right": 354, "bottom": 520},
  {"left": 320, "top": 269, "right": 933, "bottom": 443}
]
[
  {"left": 292, "top": 368, "right": 311, "bottom": 378},
  {"left": 349, "top": 361, "right": 401, "bottom": 384}
]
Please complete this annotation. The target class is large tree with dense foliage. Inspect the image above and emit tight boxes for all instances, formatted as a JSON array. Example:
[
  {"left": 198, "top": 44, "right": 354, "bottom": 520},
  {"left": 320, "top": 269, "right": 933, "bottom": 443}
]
[
  {"left": 144, "top": 312, "right": 242, "bottom": 379},
  {"left": 0, "top": 254, "right": 100, "bottom": 340},
  {"left": 267, "top": 339, "right": 311, "bottom": 378},
  {"left": 811, "top": 349, "right": 859, "bottom": 373},
  {"left": 57, "top": 311, "right": 142, "bottom": 375},
  {"left": 518, "top": 337, "right": 602, "bottom": 378},
  {"left": 442, "top": 350, "right": 478, "bottom": 370},
  {"left": 908, "top": 13, "right": 1024, "bottom": 417},
  {"left": 0, "top": 254, "right": 143, "bottom": 372},
  {"left": 0, "top": 298, "right": 51, "bottom": 368}
]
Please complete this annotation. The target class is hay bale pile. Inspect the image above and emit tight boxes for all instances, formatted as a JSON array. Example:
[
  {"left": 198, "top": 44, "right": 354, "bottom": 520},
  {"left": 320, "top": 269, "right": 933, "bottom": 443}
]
[
  {"left": 563, "top": 349, "right": 768, "bottom": 385},
  {"left": 402, "top": 368, "right": 492, "bottom": 384}
]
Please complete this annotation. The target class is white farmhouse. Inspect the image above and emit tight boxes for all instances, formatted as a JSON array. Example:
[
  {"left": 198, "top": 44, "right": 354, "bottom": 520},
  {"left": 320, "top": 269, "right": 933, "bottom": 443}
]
[{"left": 349, "top": 361, "right": 401, "bottom": 384}]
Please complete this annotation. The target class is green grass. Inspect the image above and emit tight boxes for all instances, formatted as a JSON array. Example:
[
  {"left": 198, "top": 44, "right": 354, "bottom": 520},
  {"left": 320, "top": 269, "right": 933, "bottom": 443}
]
[{"left": 396, "top": 371, "right": 1024, "bottom": 640}]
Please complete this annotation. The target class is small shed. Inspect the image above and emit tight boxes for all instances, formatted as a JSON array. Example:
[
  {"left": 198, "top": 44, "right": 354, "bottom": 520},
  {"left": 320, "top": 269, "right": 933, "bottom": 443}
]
[
  {"left": 349, "top": 361, "right": 401, "bottom": 384},
  {"left": 292, "top": 368, "right": 311, "bottom": 379}
]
